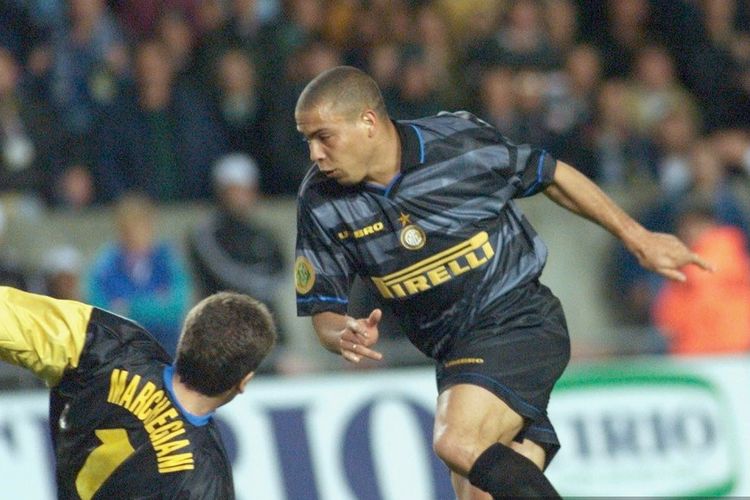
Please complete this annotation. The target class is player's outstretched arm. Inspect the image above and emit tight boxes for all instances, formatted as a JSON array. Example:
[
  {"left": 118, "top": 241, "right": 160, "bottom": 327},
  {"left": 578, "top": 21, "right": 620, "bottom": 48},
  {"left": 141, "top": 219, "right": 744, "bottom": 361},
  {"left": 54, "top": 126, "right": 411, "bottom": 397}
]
[
  {"left": 0, "top": 286, "right": 92, "bottom": 386},
  {"left": 312, "top": 309, "right": 383, "bottom": 363},
  {"left": 543, "top": 161, "right": 715, "bottom": 282}
]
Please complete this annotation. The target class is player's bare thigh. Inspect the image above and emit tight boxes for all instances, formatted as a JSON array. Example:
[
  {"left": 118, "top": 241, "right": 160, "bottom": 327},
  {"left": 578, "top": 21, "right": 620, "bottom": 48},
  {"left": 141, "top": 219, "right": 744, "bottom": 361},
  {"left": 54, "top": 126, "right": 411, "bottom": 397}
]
[
  {"left": 510, "top": 437, "right": 546, "bottom": 469},
  {"left": 451, "top": 472, "right": 493, "bottom": 500},
  {"left": 433, "top": 383, "right": 524, "bottom": 475}
]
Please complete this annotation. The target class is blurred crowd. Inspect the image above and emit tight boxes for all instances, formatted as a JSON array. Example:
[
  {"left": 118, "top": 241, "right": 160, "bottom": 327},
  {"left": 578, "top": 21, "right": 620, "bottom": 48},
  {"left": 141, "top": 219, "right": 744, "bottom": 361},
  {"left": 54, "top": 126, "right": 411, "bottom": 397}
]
[{"left": 1, "top": 0, "right": 750, "bottom": 373}]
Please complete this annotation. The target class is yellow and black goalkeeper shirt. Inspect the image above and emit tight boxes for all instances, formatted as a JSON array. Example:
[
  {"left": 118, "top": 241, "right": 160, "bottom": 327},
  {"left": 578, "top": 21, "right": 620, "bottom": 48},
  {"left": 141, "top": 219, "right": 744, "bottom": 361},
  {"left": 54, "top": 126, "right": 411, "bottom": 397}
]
[
  {"left": 0, "top": 287, "right": 235, "bottom": 500},
  {"left": 295, "top": 111, "right": 557, "bottom": 359}
]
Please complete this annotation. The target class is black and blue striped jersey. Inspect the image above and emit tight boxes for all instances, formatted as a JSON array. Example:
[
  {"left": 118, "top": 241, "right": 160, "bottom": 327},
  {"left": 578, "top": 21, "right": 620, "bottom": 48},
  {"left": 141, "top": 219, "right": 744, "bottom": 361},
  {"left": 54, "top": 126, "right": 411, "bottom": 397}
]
[{"left": 295, "top": 111, "right": 557, "bottom": 358}]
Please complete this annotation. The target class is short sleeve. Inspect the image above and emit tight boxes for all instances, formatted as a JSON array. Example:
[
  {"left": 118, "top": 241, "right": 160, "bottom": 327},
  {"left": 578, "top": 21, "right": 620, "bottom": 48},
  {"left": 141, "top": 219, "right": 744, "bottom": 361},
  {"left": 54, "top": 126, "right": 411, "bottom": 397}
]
[
  {"left": 295, "top": 196, "right": 354, "bottom": 316},
  {"left": 512, "top": 147, "right": 557, "bottom": 198},
  {"left": 450, "top": 111, "right": 557, "bottom": 198}
]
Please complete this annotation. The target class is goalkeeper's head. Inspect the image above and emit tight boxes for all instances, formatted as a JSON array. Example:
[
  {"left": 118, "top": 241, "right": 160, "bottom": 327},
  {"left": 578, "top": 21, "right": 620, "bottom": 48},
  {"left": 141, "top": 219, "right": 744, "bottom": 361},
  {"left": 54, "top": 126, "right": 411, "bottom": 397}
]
[{"left": 174, "top": 292, "right": 277, "bottom": 399}]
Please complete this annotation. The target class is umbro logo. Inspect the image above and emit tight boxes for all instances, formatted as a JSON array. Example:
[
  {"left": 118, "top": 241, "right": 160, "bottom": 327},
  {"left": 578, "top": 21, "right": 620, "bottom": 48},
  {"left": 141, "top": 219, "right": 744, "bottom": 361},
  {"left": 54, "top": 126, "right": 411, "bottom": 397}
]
[{"left": 337, "top": 221, "right": 385, "bottom": 240}]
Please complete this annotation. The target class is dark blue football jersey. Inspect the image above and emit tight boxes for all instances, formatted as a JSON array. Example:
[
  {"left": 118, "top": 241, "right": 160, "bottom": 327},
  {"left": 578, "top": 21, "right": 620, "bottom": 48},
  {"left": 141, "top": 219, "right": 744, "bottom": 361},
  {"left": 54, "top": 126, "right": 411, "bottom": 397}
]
[{"left": 295, "top": 111, "right": 557, "bottom": 358}]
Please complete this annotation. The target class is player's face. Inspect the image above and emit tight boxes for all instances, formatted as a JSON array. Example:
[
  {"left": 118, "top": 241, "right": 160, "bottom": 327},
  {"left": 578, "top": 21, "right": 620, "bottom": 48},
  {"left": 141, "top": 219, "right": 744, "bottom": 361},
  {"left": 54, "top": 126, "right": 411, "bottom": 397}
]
[{"left": 296, "top": 104, "right": 373, "bottom": 185}]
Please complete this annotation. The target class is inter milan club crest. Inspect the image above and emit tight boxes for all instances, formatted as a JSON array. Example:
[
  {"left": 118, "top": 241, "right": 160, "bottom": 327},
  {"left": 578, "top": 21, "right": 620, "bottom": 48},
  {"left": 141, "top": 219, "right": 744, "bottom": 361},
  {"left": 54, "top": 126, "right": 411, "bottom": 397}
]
[
  {"left": 295, "top": 256, "right": 315, "bottom": 294},
  {"left": 398, "top": 212, "right": 426, "bottom": 250}
]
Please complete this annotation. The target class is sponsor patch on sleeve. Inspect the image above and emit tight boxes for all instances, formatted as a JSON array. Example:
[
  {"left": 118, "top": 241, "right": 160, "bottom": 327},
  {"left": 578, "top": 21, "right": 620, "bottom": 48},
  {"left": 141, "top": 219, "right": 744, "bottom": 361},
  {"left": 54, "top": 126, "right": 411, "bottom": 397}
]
[{"left": 295, "top": 256, "right": 316, "bottom": 294}]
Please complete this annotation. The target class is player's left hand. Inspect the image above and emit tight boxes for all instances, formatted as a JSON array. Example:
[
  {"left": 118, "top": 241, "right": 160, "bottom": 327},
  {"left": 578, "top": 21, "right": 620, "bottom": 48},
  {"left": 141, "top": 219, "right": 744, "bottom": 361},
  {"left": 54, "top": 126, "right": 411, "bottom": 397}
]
[
  {"left": 632, "top": 231, "right": 715, "bottom": 282},
  {"left": 339, "top": 309, "right": 383, "bottom": 363}
]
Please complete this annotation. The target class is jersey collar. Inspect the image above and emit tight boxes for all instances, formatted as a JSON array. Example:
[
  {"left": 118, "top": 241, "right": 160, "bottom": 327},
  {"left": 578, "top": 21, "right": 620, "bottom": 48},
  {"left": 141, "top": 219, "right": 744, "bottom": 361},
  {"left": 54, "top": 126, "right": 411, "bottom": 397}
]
[
  {"left": 163, "top": 365, "right": 213, "bottom": 426},
  {"left": 363, "top": 120, "right": 425, "bottom": 194},
  {"left": 394, "top": 120, "right": 425, "bottom": 172}
]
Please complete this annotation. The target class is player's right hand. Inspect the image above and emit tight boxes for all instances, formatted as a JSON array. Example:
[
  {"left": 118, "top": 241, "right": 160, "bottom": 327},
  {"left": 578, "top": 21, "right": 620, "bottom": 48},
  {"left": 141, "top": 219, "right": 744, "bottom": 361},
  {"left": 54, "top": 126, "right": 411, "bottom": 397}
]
[
  {"left": 632, "top": 231, "right": 715, "bottom": 282},
  {"left": 339, "top": 309, "right": 383, "bottom": 363}
]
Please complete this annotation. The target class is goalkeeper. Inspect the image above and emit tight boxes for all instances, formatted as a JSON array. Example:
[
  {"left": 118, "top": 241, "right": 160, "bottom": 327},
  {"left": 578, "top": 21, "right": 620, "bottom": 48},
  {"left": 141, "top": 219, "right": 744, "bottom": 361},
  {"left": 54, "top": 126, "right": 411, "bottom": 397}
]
[{"left": 0, "top": 286, "right": 276, "bottom": 499}]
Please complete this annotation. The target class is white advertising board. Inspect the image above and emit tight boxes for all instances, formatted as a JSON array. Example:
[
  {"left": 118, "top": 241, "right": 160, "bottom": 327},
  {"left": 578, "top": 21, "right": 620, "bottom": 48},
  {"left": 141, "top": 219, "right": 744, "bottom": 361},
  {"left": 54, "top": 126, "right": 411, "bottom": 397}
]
[
  {"left": 546, "top": 357, "right": 750, "bottom": 497},
  {"left": 0, "top": 357, "right": 748, "bottom": 499}
]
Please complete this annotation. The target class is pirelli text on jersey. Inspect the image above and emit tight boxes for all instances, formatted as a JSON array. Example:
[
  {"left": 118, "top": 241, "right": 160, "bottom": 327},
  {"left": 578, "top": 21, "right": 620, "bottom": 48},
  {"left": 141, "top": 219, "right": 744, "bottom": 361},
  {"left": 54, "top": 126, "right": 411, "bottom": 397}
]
[{"left": 371, "top": 231, "right": 494, "bottom": 298}]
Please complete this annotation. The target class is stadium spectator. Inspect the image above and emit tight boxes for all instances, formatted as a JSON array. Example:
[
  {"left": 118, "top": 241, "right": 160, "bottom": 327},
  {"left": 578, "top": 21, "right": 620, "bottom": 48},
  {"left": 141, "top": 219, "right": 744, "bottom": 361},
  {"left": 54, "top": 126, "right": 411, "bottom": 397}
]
[
  {"left": 324, "top": 0, "right": 369, "bottom": 51},
  {"left": 194, "top": 0, "right": 227, "bottom": 37},
  {"left": 652, "top": 200, "right": 750, "bottom": 355},
  {"left": 211, "top": 47, "right": 272, "bottom": 177},
  {"left": 589, "top": 79, "right": 655, "bottom": 187},
  {"left": 87, "top": 192, "right": 193, "bottom": 358},
  {"left": 187, "top": 152, "right": 290, "bottom": 373},
  {"left": 681, "top": 0, "right": 750, "bottom": 130},
  {"left": 388, "top": 47, "right": 444, "bottom": 119},
  {"left": 609, "top": 140, "right": 750, "bottom": 326},
  {"left": 465, "top": 0, "right": 560, "bottom": 72},
  {"left": 713, "top": 127, "right": 750, "bottom": 173},
  {"left": 590, "top": 0, "right": 657, "bottom": 78},
  {"left": 651, "top": 107, "right": 702, "bottom": 197},
  {"left": 411, "top": 3, "right": 462, "bottom": 108},
  {"left": 39, "top": 244, "right": 84, "bottom": 300},
  {"left": 712, "top": 128, "right": 750, "bottom": 216},
  {"left": 627, "top": 44, "right": 699, "bottom": 137},
  {"left": 0, "top": 285, "right": 275, "bottom": 499},
  {"left": 111, "top": 0, "right": 201, "bottom": 40},
  {"left": 256, "top": 0, "right": 327, "bottom": 94},
  {"left": 476, "top": 65, "right": 523, "bottom": 140},
  {"left": 265, "top": 36, "right": 342, "bottom": 195},
  {"left": 435, "top": 0, "right": 502, "bottom": 52},
  {"left": 544, "top": 43, "right": 604, "bottom": 175},
  {"left": 47, "top": 0, "right": 128, "bottom": 139},
  {"left": 48, "top": 137, "right": 97, "bottom": 210},
  {"left": 363, "top": 41, "right": 403, "bottom": 112},
  {"left": 0, "top": 47, "right": 60, "bottom": 205},
  {"left": 94, "top": 38, "right": 228, "bottom": 202},
  {"left": 544, "top": 0, "right": 580, "bottom": 55},
  {"left": 675, "top": 139, "right": 750, "bottom": 238},
  {"left": 341, "top": 0, "right": 412, "bottom": 71},
  {"left": 545, "top": 43, "right": 602, "bottom": 139},
  {"left": 155, "top": 9, "right": 199, "bottom": 85},
  {"left": 187, "top": 153, "right": 284, "bottom": 319},
  {"left": 0, "top": 204, "right": 31, "bottom": 291},
  {"left": 221, "top": 0, "right": 266, "bottom": 46},
  {"left": 512, "top": 68, "right": 552, "bottom": 146},
  {"left": 0, "top": 0, "right": 49, "bottom": 66},
  {"left": 191, "top": 0, "right": 268, "bottom": 89}
]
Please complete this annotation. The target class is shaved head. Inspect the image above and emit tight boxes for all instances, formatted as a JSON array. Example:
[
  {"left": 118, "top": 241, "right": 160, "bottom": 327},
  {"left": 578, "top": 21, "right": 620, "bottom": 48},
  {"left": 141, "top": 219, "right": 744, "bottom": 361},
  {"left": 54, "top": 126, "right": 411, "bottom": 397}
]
[
  {"left": 294, "top": 66, "right": 400, "bottom": 187},
  {"left": 295, "top": 65, "right": 388, "bottom": 121}
]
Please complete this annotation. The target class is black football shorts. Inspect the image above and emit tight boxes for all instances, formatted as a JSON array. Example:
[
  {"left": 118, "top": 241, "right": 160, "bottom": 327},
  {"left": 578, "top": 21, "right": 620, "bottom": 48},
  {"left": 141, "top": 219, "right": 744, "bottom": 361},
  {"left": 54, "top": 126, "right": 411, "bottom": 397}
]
[{"left": 435, "top": 279, "right": 571, "bottom": 467}]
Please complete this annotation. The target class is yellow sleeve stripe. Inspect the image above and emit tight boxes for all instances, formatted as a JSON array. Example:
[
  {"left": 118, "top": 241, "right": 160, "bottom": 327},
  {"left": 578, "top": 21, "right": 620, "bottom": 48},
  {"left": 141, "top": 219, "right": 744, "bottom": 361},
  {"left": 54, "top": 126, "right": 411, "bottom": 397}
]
[{"left": 0, "top": 286, "right": 93, "bottom": 387}]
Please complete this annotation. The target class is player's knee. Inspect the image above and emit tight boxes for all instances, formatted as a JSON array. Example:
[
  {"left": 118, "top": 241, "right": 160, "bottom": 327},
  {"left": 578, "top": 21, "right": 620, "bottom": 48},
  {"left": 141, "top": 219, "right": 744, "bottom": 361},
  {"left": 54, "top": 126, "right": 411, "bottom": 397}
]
[{"left": 433, "top": 429, "right": 481, "bottom": 475}]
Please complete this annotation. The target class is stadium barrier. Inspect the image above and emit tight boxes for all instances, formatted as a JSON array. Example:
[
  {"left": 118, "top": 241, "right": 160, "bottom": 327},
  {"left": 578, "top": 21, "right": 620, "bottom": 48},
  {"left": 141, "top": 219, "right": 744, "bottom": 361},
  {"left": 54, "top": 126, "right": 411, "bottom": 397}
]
[{"left": 0, "top": 355, "right": 748, "bottom": 499}]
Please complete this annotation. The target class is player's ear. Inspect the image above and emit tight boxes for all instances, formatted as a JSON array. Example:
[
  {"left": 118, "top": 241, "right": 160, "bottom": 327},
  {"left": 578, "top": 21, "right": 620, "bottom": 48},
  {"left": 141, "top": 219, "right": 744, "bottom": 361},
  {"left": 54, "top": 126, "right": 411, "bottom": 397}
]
[
  {"left": 361, "top": 109, "right": 378, "bottom": 136},
  {"left": 237, "top": 372, "right": 255, "bottom": 394}
]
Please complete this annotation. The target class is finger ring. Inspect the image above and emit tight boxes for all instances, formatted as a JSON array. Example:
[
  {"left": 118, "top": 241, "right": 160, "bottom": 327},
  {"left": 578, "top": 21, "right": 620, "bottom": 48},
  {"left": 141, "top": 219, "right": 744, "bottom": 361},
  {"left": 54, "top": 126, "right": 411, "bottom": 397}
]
[{"left": 352, "top": 343, "right": 357, "bottom": 350}]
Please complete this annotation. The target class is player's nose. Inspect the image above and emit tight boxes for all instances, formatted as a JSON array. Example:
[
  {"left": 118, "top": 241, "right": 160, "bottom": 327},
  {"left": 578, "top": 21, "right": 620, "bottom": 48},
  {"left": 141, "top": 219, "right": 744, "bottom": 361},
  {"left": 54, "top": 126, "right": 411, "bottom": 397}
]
[{"left": 309, "top": 141, "right": 325, "bottom": 163}]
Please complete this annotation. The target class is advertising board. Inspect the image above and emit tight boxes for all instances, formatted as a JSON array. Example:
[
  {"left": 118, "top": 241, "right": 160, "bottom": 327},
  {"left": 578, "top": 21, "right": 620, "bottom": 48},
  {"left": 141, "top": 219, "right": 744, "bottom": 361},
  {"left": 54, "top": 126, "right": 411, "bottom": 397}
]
[{"left": 0, "top": 357, "right": 747, "bottom": 499}]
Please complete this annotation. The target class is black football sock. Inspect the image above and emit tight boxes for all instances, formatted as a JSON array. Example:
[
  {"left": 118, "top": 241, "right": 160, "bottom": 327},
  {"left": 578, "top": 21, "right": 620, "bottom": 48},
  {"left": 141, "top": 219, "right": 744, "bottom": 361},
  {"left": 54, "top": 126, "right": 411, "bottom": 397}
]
[{"left": 467, "top": 442, "right": 561, "bottom": 498}]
